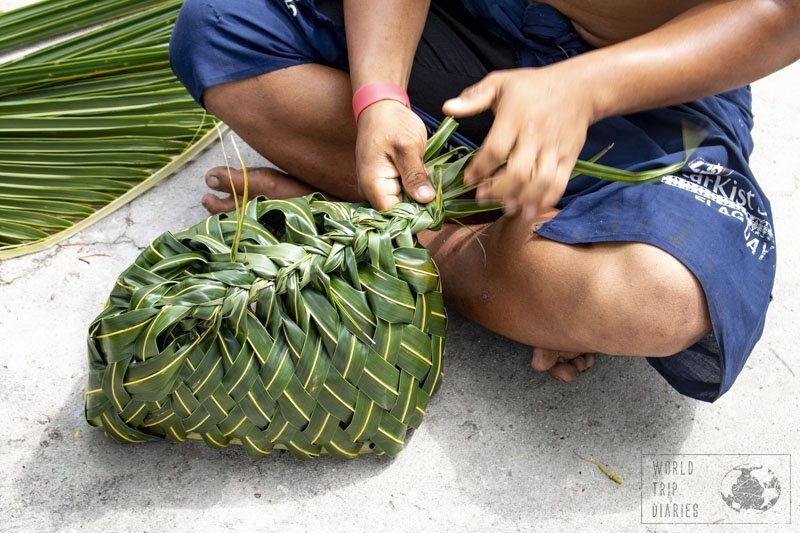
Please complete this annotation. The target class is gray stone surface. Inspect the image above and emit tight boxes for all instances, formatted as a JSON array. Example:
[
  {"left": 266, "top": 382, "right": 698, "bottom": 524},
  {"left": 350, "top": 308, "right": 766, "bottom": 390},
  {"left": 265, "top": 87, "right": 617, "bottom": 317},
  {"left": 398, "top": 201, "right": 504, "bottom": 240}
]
[{"left": 1, "top": 7, "right": 798, "bottom": 530}]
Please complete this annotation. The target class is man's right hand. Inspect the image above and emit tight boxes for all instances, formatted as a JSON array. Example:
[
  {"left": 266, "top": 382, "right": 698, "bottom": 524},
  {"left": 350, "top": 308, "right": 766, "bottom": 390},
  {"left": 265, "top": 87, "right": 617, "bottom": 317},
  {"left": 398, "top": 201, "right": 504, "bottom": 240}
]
[{"left": 355, "top": 100, "right": 434, "bottom": 211}]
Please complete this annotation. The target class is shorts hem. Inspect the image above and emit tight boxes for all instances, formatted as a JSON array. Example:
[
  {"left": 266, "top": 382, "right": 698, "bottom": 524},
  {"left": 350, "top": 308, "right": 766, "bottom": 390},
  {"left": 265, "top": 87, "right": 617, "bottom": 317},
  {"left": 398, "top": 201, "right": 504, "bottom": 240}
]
[{"left": 178, "top": 58, "right": 315, "bottom": 106}]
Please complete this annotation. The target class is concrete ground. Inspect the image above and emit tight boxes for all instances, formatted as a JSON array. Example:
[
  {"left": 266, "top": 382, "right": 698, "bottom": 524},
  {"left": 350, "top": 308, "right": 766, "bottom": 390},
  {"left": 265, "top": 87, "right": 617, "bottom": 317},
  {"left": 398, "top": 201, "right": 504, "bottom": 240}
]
[{"left": 1, "top": 12, "right": 799, "bottom": 532}]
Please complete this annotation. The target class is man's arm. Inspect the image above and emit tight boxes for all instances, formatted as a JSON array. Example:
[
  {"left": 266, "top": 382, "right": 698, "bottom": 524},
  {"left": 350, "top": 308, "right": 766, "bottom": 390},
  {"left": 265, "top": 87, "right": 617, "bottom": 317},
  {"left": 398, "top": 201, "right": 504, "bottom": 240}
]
[
  {"left": 344, "top": 0, "right": 428, "bottom": 92},
  {"left": 344, "top": 0, "right": 434, "bottom": 210},
  {"left": 586, "top": 0, "right": 800, "bottom": 118},
  {"left": 443, "top": 0, "right": 800, "bottom": 220}
]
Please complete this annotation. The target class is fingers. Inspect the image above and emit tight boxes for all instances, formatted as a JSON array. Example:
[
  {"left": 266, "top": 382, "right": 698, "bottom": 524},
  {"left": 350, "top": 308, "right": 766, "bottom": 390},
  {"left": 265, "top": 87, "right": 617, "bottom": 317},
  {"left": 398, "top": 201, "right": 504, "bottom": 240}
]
[
  {"left": 442, "top": 72, "right": 502, "bottom": 118},
  {"left": 358, "top": 163, "right": 403, "bottom": 211},
  {"left": 356, "top": 102, "right": 431, "bottom": 211},
  {"left": 359, "top": 145, "right": 428, "bottom": 210},
  {"left": 522, "top": 148, "right": 576, "bottom": 221},
  {"left": 465, "top": 121, "right": 517, "bottom": 186},
  {"left": 393, "top": 139, "right": 434, "bottom": 204},
  {"left": 476, "top": 122, "right": 537, "bottom": 214},
  {"left": 547, "top": 159, "right": 573, "bottom": 208},
  {"left": 476, "top": 130, "right": 578, "bottom": 220},
  {"left": 521, "top": 148, "right": 559, "bottom": 221}
]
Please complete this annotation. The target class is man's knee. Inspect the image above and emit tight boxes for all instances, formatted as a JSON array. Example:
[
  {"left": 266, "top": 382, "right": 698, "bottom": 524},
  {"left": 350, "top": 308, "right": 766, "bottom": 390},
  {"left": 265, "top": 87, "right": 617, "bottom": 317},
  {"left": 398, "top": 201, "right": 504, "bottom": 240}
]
[{"left": 585, "top": 243, "right": 711, "bottom": 356}]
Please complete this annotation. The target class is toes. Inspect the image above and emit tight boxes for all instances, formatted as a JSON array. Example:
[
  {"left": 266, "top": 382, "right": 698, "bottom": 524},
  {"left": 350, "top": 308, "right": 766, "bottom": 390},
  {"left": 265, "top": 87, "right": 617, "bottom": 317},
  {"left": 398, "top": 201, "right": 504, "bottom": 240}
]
[
  {"left": 531, "top": 347, "right": 559, "bottom": 371},
  {"left": 201, "top": 193, "right": 237, "bottom": 214},
  {"left": 571, "top": 355, "right": 589, "bottom": 373},
  {"left": 549, "top": 363, "right": 579, "bottom": 383},
  {"left": 205, "top": 166, "right": 240, "bottom": 193},
  {"left": 532, "top": 348, "right": 598, "bottom": 383},
  {"left": 205, "top": 166, "right": 315, "bottom": 200}
]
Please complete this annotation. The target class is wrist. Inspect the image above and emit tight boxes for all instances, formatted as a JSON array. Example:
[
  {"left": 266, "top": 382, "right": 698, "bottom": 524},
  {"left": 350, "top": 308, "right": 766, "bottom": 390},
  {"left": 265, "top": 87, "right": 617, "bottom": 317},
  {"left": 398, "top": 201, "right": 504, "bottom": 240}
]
[
  {"left": 573, "top": 52, "right": 634, "bottom": 123},
  {"left": 553, "top": 55, "right": 616, "bottom": 123},
  {"left": 352, "top": 81, "right": 411, "bottom": 124}
]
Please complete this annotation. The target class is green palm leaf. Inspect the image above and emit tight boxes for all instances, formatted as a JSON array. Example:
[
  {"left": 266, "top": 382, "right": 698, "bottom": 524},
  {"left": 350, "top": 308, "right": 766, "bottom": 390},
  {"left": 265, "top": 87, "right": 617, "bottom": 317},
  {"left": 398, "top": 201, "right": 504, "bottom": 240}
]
[{"left": 0, "top": 0, "right": 220, "bottom": 259}]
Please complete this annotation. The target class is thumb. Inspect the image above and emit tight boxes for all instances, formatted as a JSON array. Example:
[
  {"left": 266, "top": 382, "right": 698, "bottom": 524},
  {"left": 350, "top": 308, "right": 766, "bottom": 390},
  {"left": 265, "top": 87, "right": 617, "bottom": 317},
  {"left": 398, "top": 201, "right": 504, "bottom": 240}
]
[
  {"left": 442, "top": 75, "right": 500, "bottom": 117},
  {"left": 357, "top": 154, "right": 403, "bottom": 211},
  {"left": 393, "top": 144, "right": 434, "bottom": 204}
]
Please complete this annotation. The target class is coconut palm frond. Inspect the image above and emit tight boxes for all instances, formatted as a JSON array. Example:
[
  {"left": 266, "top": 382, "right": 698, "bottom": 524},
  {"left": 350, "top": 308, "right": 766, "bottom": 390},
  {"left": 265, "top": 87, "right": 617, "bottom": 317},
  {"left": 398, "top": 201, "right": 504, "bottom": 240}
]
[{"left": 0, "top": 0, "right": 220, "bottom": 260}]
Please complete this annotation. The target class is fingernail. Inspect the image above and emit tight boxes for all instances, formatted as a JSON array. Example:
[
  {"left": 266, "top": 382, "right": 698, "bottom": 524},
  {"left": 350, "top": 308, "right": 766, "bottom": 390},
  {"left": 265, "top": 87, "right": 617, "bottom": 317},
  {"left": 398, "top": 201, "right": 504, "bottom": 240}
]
[
  {"left": 418, "top": 185, "right": 434, "bottom": 198},
  {"left": 444, "top": 98, "right": 462, "bottom": 108},
  {"left": 524, "top": 206, "right": 538, "bottom": 222},
  {"left": 206, "top": 175, "right": 219, "bottom": 188}
]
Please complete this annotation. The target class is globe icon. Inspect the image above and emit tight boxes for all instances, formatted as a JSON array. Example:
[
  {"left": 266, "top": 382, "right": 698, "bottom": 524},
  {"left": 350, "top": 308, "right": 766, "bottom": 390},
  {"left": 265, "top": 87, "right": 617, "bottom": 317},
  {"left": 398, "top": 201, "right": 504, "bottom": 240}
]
[{"left": 719, "top": 464, "right": 781, "bottom": 512}]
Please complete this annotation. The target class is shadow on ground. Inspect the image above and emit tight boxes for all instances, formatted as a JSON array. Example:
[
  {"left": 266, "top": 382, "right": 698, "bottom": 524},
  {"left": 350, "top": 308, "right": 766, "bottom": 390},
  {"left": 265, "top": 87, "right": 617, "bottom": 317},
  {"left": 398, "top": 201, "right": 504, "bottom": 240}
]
[
  {"left": 422, "top": 312, "right": 697, "bottom": 521},
  {"left": 12, "top": 313, "right": 695, "bottom": 526},
  {"left": 12, "top": 387, "right": 393, "bottom": 526}
]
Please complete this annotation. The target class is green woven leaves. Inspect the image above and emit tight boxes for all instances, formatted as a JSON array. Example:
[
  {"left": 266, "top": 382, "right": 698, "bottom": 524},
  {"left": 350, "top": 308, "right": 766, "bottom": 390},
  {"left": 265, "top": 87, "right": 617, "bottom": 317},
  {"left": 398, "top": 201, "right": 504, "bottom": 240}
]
[
  {"left": 84, "top": 119, "right": 475, "bottom": 459},
  {"left": 86, "top": 192, "right": 447, "bottom": 459},
  {"left": 0, "top": 0, "right": 219, "bottom": 259}
]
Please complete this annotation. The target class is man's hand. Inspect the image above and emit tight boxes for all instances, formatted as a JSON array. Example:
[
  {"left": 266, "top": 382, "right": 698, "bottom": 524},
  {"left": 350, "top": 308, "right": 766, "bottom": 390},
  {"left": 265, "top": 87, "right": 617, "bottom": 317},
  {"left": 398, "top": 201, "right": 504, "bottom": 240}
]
[
  {"left": 356, "top": 100, "right": 434, "bottom": 211},
  {"left": 443, "top": 65, "right": 596, "bottom": 220},
  {"left": 441, "top": 0, "right": 800, "bottom": 221}
]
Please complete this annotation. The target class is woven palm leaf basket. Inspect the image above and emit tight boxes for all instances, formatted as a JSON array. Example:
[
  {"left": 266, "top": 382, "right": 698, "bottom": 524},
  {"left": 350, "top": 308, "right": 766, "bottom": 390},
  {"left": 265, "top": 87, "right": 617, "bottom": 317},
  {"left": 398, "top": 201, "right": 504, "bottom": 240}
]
[{"left": 84, "top": 118, "right": 685, "bottom": 459}]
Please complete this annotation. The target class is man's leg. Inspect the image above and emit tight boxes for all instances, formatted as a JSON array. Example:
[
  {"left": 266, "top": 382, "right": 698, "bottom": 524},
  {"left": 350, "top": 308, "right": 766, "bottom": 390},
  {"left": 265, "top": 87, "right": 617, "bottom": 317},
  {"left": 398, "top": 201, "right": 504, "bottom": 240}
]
[
  {"left": 201, "top": 63, "right": 359, "bottom": 213},
  {"left": 200, "top": 65, "right": 712, "bottom": 382}
]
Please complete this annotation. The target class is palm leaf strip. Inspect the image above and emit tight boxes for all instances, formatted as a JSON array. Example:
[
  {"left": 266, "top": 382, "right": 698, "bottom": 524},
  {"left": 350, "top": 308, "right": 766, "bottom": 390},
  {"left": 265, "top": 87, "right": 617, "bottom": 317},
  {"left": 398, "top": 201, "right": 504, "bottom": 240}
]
[{"left": 0, "top": 0, "right": 221, "bottom": 259}]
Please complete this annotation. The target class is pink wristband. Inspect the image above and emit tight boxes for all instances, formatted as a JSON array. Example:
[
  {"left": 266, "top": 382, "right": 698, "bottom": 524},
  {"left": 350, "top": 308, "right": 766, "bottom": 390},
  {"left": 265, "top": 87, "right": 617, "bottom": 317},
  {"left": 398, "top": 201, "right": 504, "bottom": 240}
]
[{"left": 352, "top": 81, "right": 411, "bottom": 124}]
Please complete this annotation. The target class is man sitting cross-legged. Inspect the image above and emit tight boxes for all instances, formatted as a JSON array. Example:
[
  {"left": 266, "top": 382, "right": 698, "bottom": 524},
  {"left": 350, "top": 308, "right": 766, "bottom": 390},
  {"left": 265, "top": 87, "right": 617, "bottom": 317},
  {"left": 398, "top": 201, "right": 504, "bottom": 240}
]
[{"left": 168, "top": 0, "right": 798, "bottom": 400}]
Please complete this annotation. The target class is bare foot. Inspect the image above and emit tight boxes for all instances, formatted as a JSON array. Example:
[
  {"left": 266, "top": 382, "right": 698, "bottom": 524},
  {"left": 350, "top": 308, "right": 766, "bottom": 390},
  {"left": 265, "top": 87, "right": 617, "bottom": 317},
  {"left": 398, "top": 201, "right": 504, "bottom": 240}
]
[
  {"left": 201, "top": 166, "right": 315, "bottom": 214},
  {"left": 530, "top": 348, "right": 597, "bottom": 383}
]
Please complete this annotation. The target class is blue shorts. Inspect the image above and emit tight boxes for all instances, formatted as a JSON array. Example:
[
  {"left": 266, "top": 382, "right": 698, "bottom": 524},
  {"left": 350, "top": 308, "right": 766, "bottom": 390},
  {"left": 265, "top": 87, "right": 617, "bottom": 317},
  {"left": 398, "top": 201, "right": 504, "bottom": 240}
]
[{"left": 169, "top": 0, "right": 777, "bottom": 402}]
